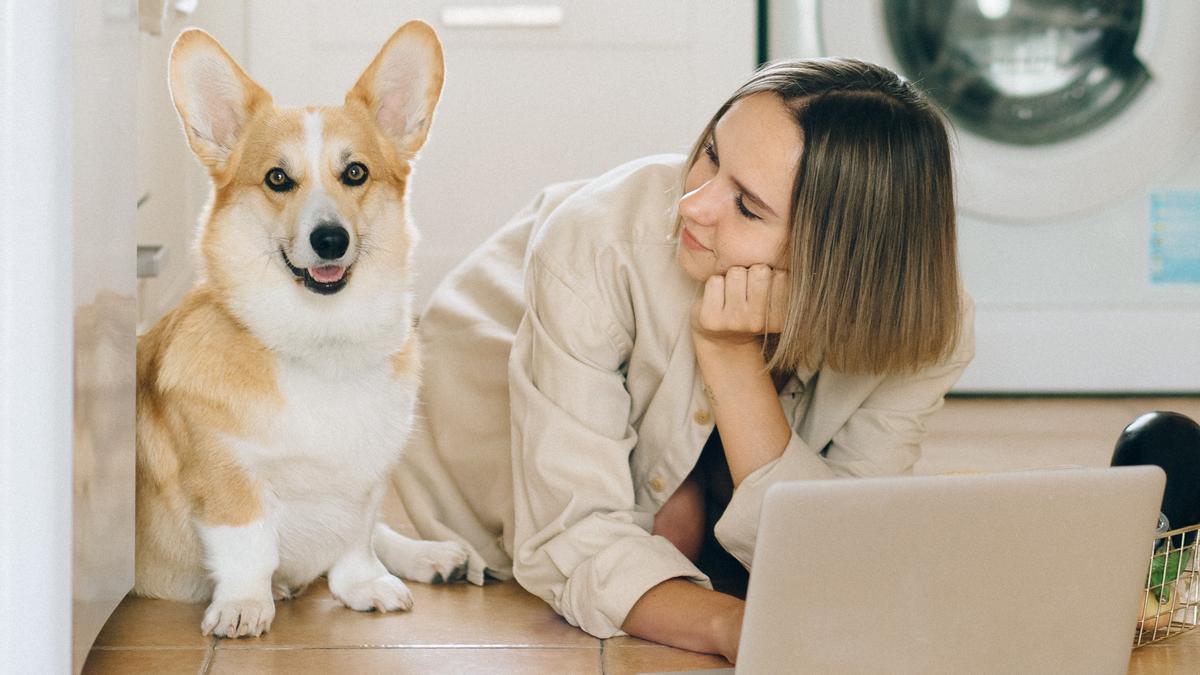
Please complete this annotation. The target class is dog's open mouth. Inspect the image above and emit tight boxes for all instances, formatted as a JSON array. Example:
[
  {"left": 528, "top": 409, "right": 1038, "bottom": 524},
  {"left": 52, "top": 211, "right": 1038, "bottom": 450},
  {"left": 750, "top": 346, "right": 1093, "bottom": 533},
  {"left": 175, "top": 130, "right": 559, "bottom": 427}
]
[{"left": 281, "top": 248, "right": 351, "bottom": 295}]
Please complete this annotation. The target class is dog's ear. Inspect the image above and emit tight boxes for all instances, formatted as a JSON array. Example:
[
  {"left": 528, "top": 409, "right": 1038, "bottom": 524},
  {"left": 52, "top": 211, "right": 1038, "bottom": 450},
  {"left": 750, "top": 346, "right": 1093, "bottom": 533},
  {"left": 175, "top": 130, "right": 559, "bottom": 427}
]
[
  {"left": 346, "top": 21, "right": 445, "bottom": 159},
  {"left": 168, "top": 29, "right": 272, "bottom": 175}
]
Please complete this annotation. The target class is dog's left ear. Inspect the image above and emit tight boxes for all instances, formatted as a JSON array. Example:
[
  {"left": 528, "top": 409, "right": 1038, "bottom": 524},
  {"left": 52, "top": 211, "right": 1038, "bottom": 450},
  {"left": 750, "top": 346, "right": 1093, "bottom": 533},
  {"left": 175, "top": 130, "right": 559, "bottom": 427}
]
[{"left": 346, "top": 21, "right": 445, "bottom": 158}]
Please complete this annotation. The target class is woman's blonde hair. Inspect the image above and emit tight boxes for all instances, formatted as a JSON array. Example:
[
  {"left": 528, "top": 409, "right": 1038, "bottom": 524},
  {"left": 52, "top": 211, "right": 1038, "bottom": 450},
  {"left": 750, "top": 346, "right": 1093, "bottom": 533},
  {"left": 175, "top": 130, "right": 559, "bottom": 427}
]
[{"left": 682, "top": 57, "right": 961, "bottom": 375}]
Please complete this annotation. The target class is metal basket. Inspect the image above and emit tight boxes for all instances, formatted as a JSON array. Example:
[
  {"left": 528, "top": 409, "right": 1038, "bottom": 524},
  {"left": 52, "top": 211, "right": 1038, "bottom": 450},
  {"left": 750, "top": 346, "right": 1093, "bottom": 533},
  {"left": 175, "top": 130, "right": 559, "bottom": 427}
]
[{"left": 1133, "top": 523, "right": 1200, "bottom": 647}]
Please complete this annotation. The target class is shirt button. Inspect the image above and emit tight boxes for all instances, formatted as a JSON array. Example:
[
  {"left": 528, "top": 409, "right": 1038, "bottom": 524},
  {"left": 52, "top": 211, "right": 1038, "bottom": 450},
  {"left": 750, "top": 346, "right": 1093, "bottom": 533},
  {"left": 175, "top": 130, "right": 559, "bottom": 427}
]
[
  {"left": 693, "top": 409, "right": 711, "bottom": 425},
  {"left": 649, "top": 476, "right": 666, "bottom": 492}
]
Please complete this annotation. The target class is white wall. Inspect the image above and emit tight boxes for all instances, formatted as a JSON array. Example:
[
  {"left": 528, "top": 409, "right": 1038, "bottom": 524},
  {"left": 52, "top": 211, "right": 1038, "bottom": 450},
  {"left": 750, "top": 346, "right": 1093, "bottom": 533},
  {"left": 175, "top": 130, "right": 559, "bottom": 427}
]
[
  {"left": 137, "top": 2, "right": 248, "bottom": 331},
  {"left": 0, "top": 1, "right": 76, "bottom": 672}
]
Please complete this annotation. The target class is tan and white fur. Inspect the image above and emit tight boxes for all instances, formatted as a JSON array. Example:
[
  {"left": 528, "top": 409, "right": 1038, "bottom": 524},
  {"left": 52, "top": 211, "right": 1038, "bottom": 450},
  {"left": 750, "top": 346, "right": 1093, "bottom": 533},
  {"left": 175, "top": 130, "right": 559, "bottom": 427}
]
[{"left": 135, "top": 22, "right": 467, "bottom": 638}]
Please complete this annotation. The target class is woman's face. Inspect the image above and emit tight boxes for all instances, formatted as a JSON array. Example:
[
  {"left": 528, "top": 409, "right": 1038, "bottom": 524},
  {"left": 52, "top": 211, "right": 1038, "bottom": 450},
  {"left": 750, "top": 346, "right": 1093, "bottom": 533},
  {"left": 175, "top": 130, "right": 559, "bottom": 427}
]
[{"left": 676, "top": 92, "right": 802, "bottom": 283}]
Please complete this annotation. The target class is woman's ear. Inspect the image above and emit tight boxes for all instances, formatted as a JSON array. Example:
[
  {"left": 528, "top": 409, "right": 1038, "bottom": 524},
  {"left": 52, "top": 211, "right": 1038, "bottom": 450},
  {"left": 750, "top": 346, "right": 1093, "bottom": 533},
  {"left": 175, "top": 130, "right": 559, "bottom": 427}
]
[
  {"left": 168, "top": 29, "right": 272, "bottom": 174},
  {"left": 345, "top": 21, "right": 445, "bottom": 159}
]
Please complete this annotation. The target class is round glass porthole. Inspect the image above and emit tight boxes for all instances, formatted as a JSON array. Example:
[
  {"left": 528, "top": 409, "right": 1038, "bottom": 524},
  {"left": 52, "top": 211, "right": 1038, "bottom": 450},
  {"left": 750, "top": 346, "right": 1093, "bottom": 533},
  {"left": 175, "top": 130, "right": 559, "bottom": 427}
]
[{"left": 885, "top": 0, "right": 1150, "bottom": 146}]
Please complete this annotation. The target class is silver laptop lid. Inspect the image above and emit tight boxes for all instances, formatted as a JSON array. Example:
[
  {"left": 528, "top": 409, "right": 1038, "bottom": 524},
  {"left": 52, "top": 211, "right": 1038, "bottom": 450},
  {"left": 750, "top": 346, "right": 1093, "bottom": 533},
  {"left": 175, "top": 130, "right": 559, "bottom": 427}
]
[{"left": 737, "top": 466, "right": 1165, "bottom": 675}]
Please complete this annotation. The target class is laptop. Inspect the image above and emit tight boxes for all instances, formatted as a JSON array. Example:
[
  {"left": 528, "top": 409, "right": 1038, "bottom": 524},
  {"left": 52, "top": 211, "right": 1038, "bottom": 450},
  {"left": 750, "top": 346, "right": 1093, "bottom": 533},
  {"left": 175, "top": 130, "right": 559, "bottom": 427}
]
[{"left": 664, "top": 466, "right": 1165, "bottom": 675}]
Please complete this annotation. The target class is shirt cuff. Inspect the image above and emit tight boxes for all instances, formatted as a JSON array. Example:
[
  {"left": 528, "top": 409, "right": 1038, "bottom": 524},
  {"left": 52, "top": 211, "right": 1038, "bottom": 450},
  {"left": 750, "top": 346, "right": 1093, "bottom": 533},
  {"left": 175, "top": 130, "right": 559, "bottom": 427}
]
[
  {"left": 557, "top": 534, "right": 711, "bottom": 638},
  {"left": 713, "top": 432, "right": 835, "bottom": 568}
]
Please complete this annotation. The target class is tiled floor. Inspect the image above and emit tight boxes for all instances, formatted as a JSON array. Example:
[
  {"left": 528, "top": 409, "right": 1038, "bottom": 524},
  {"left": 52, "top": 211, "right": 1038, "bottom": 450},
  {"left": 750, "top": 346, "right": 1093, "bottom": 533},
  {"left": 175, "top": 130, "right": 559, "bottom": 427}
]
[{"left": 84, "top": 397, "right": 1200, "bottom": 674}]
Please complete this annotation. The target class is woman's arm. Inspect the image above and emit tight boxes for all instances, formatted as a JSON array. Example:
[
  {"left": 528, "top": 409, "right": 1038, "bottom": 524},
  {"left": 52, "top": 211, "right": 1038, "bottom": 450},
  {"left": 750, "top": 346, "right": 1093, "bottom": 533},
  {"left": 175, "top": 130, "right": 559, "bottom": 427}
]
[
  {"left": 689, "top": 265, "right": 792, "bottom": 485},
  {"left": 692, "top": 270, "right": 977, "bottom": 568},
  {"left": 622, "top": 579, "right": 745, "bottom": 663},
  {"left": 509, "top": 244, "right": 712, "bottom": 640},
  {"left": 692, "top": 338, "right": 790, "bottom": 486}
]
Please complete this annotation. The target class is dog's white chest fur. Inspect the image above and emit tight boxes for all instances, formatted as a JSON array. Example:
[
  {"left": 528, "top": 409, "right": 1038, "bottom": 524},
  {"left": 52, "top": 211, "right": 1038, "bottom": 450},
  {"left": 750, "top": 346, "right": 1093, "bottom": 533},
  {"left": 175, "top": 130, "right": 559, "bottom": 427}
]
[
  {"left": 265, "top": 354, "right": 414, "bottom": 483},
  {"left": 232, "top": 353, "right": 415, "bottom": 585}
]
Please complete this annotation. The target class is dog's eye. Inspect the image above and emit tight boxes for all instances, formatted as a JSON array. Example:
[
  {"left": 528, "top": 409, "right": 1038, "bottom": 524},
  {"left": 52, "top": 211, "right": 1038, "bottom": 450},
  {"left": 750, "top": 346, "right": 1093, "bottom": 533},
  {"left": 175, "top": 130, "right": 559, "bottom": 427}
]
[
  {"left": 265, "top": 168, "right": 295, "bottom": 192},
  {"left": 341, "top": 162, "right": 369, "bottom": 187}
]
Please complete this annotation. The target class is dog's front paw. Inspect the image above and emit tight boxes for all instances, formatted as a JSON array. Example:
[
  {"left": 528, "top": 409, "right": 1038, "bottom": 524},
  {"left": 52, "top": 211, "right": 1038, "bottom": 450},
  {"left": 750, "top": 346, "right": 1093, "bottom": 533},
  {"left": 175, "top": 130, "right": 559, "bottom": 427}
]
[
  {"left": 201, "top": 596, "right": 275, "bottom": 638},
  {"left": 380, "top": 537, "right": 470, "bottom": 584},
  {"left": 333, "top": 574, "right": 414, "bottom": 613}
]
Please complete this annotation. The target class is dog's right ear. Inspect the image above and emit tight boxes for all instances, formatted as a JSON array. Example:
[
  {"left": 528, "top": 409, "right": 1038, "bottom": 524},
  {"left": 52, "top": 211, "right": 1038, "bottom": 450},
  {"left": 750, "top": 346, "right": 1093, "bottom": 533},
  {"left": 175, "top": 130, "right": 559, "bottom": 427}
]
[{"left": 168, "top": 29, "right": 272, "bottom": 175}]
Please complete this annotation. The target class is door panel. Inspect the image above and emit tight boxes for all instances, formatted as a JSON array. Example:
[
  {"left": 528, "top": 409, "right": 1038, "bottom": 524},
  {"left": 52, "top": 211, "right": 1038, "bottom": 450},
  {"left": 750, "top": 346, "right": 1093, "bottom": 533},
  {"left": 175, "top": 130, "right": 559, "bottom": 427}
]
[
  {"left": 1, "top": 0, "right": 136, "bottom": 672},
  {"left": 70, "top": 0, "right": 138, "bottom": 671}
]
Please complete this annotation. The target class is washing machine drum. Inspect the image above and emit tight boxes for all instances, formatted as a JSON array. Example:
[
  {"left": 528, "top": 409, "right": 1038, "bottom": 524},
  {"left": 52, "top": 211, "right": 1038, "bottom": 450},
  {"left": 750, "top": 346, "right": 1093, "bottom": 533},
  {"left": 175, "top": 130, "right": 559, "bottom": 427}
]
[
  {"left": 885, "top": 0, "right": 1149, "bottom": 146},
  {"left": 810, "top": 0, "right": 1200, "bottom": 221}
]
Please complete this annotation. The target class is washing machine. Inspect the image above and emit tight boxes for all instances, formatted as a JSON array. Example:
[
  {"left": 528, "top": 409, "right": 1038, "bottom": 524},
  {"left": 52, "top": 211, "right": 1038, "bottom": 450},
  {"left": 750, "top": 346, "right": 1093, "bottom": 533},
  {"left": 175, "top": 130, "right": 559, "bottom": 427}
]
[{"left": 769, "top": 0, "right": 1200, "bottom": 393}]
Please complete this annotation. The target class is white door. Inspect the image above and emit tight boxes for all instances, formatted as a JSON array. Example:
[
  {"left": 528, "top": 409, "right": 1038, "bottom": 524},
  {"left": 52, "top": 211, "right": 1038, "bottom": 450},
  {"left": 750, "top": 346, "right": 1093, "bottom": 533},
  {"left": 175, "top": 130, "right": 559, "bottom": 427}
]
[
  {"left": 69, "top": 0, "right": 138, "bottom": 670},
  {"left": 0, "top": 1, "right": 138, "bottom": 673}
]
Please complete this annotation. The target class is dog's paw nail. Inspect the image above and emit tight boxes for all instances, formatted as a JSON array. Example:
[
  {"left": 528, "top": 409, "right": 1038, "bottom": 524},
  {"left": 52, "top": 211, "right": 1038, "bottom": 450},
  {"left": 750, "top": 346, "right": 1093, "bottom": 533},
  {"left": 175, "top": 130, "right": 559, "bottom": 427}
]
[{"left": 203, "top": 596, "right": 275, "bottom": 639}]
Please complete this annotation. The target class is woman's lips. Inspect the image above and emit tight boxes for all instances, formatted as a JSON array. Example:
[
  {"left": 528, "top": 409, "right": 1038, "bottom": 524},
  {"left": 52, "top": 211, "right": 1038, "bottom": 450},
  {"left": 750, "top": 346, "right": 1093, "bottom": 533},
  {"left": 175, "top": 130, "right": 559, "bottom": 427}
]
[{"left": 681, "top": 228, "right": 711, "bottom": 253}]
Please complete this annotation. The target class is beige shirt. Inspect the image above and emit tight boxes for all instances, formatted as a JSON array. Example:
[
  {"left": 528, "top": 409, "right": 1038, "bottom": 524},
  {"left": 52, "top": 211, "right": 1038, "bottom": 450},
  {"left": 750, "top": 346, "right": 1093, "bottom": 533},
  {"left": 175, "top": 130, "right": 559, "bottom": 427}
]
[{"left": 390, "top": 154, "right": 975, "bottom": 639}]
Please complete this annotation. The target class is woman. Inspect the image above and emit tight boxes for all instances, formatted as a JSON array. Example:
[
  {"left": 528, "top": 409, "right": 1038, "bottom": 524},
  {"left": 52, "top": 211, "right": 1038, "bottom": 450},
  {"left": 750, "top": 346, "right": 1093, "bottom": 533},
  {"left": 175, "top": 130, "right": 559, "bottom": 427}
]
[{"left": 382, "top": 57, "right": 974, "bottom": 662}]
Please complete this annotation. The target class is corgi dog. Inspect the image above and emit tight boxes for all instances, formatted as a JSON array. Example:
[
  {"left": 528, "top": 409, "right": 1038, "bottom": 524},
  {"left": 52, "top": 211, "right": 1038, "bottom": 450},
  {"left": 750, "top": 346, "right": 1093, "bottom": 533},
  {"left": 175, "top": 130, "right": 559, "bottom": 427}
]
[{"left": 134, "top": 22, "right": 468, "bottom": 638}]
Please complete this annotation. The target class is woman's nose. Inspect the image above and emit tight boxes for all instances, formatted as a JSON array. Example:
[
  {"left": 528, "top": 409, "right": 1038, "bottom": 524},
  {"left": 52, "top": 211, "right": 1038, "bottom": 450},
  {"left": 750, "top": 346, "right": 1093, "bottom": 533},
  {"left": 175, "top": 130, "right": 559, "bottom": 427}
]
[{"left": 678, "top": 181, "right": 720, "bottom": 228}]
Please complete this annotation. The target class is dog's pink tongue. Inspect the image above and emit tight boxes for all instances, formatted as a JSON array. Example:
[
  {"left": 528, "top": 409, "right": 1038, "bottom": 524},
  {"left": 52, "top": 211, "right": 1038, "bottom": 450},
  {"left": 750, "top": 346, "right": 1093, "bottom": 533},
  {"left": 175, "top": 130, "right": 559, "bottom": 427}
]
[{"left": 310, "top": 265, "right": 346, "bottom": 283}]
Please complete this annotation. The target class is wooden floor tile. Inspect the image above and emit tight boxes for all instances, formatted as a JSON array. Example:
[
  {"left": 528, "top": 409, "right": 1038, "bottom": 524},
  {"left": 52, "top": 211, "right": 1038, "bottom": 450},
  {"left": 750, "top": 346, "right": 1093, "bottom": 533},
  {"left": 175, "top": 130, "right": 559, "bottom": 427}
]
[
  {"left": 208, "top": 647, "right": 600, "bottom": 674},
  {"left": 215, "top": 579, "right": 596, "bottom": 650},
  {"left": 81, "top": 648, "right": 208, "bottom": 675},
  {"left": 92, "top": 595, "right": 211, "bottom": 648}
]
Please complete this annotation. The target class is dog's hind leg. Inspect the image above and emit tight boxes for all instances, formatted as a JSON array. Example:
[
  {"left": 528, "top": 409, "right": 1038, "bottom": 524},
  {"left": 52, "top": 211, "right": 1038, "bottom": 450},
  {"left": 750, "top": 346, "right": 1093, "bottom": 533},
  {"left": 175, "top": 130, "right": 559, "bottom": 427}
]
[{"left": 373, "top": 522, "right": 470, "bottom": 584}]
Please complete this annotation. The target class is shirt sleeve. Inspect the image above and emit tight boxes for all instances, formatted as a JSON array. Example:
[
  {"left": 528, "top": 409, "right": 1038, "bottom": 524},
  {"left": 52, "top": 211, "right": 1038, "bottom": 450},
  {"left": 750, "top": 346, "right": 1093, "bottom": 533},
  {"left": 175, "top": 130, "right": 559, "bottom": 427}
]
[
  {"left": 713, "top": 300, "right": 977, "bottom": 568},
  {"left": 508, "top": 250, "right": 711, "bottom": 639}
]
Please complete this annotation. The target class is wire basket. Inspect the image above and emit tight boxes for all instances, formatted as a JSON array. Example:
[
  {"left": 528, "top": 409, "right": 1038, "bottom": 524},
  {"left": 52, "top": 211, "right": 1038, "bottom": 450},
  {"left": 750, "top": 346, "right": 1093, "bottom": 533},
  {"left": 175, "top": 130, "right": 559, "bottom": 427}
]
[{"left": 1134, "top": 522, "right": 1200, "bottom": 647}]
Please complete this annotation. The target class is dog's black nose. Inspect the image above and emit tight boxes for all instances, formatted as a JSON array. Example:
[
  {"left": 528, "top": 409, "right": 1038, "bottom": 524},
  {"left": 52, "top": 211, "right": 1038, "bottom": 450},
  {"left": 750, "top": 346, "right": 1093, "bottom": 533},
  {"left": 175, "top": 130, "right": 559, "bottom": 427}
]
[{"left": 310, "top": 224, "right": 349, "bottom": 260}]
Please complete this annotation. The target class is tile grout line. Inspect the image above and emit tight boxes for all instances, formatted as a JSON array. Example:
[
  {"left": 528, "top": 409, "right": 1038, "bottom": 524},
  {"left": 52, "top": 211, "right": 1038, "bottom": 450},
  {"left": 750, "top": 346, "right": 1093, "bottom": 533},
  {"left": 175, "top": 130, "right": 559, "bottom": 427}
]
[
  {"left": 197, "top": 636, "right": 217, "bottom": 675},
  {"left": 91, "top": 646, "right": 212, "bottom": 651},
  {"left": 209, "top": 643, "right": 602, "bottom": 651}
]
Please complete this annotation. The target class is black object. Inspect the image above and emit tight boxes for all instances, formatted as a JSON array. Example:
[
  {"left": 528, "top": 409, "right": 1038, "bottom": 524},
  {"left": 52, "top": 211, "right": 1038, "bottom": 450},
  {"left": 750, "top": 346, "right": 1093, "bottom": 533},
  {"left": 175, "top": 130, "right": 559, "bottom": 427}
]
[
  {"left": 310, "top": 224, "right": 350, "bottom": 260},
  {"left": 1112, "top": 411, "right": 1200, "bottom": 547},
  {"left": 693, "top": 427, "right": 747, "bottom": 596}
]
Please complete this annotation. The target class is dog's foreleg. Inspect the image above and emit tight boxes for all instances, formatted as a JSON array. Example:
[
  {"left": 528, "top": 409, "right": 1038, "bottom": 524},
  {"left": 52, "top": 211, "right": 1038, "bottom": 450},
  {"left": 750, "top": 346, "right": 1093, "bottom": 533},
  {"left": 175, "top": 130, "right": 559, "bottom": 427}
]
[
  {"left": 197, "top": 519, "right": 279, "bottom": 637},
  {"left": 328, "top": 487, "right": 415, "bottom": 612}
]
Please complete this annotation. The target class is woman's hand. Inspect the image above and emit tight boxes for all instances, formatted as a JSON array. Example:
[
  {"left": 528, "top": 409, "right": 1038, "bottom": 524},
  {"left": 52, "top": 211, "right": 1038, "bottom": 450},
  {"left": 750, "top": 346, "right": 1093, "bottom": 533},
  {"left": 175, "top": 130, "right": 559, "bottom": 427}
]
[{"left": 690, "top": 264, "right": 788, "bottom": 350}]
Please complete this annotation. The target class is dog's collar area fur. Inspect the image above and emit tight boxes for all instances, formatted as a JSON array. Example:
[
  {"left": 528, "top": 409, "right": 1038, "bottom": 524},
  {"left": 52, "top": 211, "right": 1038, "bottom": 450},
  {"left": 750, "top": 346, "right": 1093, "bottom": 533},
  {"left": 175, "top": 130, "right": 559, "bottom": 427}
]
[{"left": 280, "top": 247, "right": 350, "bottom": 295}]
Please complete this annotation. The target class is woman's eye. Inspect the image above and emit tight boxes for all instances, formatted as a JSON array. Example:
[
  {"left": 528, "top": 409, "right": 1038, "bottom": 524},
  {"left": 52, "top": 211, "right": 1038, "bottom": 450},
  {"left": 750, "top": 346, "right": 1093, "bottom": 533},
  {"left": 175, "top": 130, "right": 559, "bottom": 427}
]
[
  {"left": 703, "top": 140, "right": 718, "bottom": 165},
  {"left": 341, "top": 162, "right": 369, "bottom": 187},
  {"left": 264, "top": 168, "right": 295, "bottom": 192},
  {"left": 735, "top": 194, "right": 761, "bottom": 220}
]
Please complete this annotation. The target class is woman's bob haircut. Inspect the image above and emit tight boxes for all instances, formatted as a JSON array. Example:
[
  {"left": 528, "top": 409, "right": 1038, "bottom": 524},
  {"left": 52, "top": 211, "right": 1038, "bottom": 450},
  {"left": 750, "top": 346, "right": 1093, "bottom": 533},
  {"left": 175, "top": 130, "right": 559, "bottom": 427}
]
[{"left": 680, "top": 57, "right": 962, "bottom": 375}]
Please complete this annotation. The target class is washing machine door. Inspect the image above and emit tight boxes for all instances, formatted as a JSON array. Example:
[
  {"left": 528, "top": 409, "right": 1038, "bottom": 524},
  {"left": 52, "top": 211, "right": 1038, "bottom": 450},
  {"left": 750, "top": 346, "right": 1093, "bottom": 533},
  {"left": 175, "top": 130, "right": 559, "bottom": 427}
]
[{"left": 810, "top": 0, "right": 1200, "bottom": 223}]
